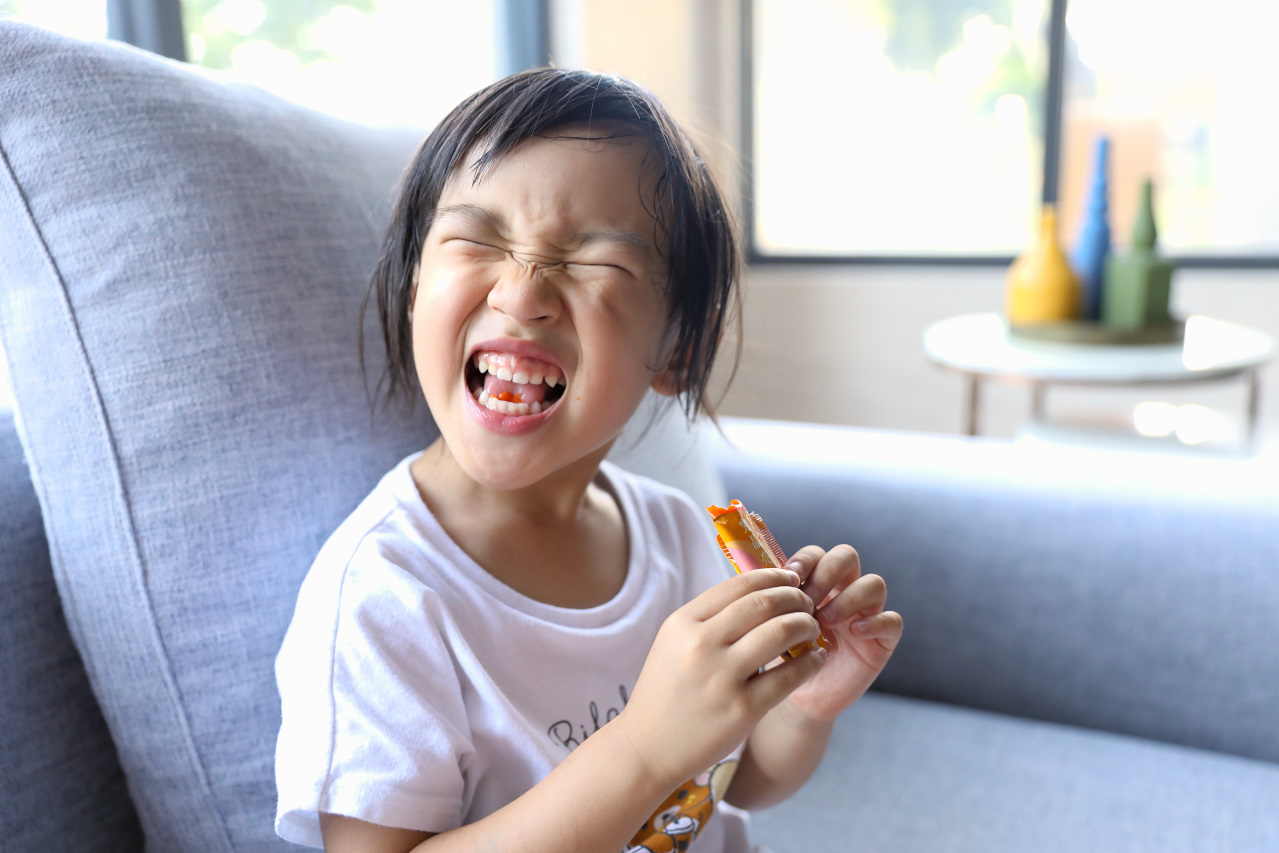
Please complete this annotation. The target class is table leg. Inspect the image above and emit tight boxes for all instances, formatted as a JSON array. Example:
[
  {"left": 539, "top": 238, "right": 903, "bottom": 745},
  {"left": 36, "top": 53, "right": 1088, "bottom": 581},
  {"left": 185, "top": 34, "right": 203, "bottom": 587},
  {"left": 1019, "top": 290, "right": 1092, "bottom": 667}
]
[
  {"left": 1030, "top": 382, "right": 1046, "bottom": 422},
  {"left": 1246, "top": 368, "right": 1260, "bottom": 448},
  {"left": 964, "top": 375, "right": 980, "bottom": 436}
]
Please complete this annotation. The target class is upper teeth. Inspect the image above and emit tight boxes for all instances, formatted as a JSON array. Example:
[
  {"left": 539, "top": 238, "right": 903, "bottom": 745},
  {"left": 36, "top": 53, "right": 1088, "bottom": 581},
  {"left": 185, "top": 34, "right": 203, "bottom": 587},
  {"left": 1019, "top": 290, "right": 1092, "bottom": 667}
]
[{"left": 475, "top": 355, "right": 562, "bottom": 388}]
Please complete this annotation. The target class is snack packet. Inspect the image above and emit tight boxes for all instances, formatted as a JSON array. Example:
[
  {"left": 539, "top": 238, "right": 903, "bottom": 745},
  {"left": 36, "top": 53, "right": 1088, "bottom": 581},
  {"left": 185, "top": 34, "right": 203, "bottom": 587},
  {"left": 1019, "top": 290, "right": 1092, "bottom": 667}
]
[{"left": 706, "top": 500, "right": 835, "bottom": 656}]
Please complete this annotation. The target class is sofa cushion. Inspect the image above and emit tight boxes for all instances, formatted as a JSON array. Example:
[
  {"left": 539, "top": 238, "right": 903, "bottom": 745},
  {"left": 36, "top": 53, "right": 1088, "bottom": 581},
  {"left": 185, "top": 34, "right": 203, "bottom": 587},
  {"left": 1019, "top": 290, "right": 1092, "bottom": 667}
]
[
  {"left": 0, "top": 21, "right": 723, "bottom": 851},
  {"left": 753, "top": 692, "right": 1279, "bottom": 853},
  {"left": 0, "top": 406, "right": 145, "bottom": 852}
]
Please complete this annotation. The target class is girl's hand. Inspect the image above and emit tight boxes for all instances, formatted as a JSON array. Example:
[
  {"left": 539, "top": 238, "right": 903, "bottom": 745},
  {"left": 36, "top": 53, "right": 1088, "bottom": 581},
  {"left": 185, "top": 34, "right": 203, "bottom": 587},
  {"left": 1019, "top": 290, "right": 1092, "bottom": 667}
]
[
  {"left": 614, "top": 568, "right": 827, "bottom": 788},
  {"left": 783, "top": 545, "right": 903, "bottom": 722}
]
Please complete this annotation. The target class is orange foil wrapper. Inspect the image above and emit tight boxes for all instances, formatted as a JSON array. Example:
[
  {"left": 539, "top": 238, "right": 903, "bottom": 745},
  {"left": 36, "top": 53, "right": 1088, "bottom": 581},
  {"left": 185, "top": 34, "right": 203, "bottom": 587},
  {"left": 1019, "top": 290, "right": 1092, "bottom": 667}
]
[{"left": 706, "top": 500, "right": 835, "bottom": 656}]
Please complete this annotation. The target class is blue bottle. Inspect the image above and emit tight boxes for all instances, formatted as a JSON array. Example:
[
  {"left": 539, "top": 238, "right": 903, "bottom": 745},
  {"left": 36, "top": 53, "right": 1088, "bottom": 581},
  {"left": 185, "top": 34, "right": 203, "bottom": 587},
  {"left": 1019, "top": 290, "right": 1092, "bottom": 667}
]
[{"left": 1071, "top": 136, "right": 1111, "bottom": 321}]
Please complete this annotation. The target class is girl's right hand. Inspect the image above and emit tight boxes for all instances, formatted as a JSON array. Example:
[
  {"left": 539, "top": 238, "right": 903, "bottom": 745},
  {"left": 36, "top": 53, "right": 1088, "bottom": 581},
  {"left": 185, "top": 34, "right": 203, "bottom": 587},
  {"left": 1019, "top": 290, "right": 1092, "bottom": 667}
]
[{"left": 613, "top": 567, "right": 827, "bottom": 788}]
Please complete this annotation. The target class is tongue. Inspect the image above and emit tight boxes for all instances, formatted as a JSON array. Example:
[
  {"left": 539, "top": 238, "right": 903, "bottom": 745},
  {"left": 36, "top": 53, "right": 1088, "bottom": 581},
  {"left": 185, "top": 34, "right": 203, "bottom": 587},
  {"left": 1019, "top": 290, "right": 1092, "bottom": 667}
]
[{"left": 483, "top": 374, "right": 549, "bottom": 404}]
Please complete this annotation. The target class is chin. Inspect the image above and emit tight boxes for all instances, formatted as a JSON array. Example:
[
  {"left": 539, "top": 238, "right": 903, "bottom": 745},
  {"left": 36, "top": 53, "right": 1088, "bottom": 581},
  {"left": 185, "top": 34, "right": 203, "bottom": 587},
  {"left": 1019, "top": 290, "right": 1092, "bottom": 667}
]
[
  {"left": 467, "top": 465, "right": 548, "bottom": 492},
  {"left": 452, "top": 445, "right": 559, "bottom": 492}
]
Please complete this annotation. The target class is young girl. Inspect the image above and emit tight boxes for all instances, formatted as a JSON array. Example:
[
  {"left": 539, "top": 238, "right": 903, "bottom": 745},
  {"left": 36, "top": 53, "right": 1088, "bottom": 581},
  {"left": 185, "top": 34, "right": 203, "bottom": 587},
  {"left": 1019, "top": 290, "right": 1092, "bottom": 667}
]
[{"left": 275, "top": 68, "right": 902, "bottom": 853}]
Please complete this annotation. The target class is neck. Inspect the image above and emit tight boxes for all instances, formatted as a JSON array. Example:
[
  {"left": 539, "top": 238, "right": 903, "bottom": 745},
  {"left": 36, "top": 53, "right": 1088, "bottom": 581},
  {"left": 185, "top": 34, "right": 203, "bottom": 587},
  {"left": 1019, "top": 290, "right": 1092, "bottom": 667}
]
[
  {"left": 411, "top": 437, "right": 615, "bottom": 528},
  {"left": 409, "top": 437, "right": 630, "bottom": 609}
]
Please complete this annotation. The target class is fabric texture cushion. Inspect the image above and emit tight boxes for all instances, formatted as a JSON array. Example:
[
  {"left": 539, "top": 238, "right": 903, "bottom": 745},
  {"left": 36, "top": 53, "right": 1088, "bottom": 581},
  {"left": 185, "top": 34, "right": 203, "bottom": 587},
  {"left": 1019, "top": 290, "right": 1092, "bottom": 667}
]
[
  {"left": 0, "top": 21, "right": 721, "bottom": 851},
  {"left": 0, "top": 406, "right": 145, "bottom": 853},
  {"left": 715, "top": 418, "right": 1279, "bottom": 765},
  {"left": 751, "top": 692, "right": 1279, "bottom": 853}
]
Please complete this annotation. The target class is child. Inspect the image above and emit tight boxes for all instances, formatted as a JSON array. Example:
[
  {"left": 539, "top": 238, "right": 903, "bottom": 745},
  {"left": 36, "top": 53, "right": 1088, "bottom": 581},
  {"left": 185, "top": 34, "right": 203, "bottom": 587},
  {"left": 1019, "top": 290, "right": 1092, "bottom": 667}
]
[{"left": 274, "top": 68, "right": 902, "bottom": 853}]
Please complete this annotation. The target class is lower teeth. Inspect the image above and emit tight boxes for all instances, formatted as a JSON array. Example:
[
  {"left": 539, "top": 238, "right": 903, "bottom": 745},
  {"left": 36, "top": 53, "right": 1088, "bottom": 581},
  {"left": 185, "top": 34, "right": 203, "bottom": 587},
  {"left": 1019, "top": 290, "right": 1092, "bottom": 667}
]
[{"left": 476, "top": 389, "right": 543, "bottom": 416}]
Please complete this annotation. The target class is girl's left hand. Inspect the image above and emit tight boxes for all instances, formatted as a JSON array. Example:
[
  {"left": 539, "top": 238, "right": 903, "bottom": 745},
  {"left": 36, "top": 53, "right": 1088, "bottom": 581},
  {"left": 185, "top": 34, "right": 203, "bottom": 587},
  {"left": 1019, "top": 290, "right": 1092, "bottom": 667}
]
[{"left": 779, "top": 544, "right": 903, "bottom": 722}]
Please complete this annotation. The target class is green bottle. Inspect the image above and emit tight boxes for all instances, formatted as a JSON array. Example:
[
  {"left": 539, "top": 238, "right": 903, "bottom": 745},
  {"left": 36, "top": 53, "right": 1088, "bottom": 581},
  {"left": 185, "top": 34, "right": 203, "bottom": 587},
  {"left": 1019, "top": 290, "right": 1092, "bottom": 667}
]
[{"left": 1102, "top": 180, "right": 1174, "bottom": 330}]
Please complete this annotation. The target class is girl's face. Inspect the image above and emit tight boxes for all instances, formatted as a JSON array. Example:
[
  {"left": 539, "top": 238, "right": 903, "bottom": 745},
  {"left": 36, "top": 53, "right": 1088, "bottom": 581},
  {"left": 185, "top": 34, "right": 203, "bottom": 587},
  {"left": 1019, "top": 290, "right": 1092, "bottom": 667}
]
[{"left": 411, "top": 127, "right": 675, "bottom": 491}]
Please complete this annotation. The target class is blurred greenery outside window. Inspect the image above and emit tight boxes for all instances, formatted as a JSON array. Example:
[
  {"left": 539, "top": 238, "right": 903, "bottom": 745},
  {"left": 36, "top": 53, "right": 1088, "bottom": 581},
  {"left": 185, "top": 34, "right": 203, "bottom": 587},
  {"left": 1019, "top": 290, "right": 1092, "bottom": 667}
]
[
  {"left": 753, "top": 0, "right": 1047, "bottom": 258},
  {"left": 180, "top": 0, "right": 498, "bottom": 129},
  {"left": 0, "top": 0, "right": 497, "bottom": 130},
  {"left": 751, "top": 0, "right": 1279, "bottom": 260}
]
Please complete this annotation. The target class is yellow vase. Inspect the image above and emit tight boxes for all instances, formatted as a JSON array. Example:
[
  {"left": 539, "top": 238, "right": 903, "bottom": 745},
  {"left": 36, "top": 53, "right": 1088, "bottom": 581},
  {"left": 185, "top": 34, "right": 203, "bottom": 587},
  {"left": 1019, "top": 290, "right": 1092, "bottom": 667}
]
[{"left": 1006, "top": 206, "right": 1080, "bottom": 325}]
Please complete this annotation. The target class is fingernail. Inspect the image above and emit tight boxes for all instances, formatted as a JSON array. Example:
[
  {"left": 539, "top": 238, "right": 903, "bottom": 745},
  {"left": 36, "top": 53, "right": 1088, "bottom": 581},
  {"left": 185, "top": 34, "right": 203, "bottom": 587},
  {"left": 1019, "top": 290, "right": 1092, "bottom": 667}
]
[
  {"left": 852, "top": 619, "right": 870, "bottom": 635},
  {"left": 818, "top": 603, "right": 838, "bottom": 622},
  {"left": 786, "top": 560, "right": 804, "bottom": 572},
  {"left": 816, "top": 646, "right": 829, "bottom": 663}
]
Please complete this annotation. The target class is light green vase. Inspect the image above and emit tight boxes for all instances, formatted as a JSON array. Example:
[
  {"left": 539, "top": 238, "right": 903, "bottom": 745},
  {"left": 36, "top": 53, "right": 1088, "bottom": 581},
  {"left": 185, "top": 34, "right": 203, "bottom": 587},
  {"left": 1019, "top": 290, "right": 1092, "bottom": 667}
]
[{"left": 1102, "top": 180, "right": 1174, "bottom": 330}]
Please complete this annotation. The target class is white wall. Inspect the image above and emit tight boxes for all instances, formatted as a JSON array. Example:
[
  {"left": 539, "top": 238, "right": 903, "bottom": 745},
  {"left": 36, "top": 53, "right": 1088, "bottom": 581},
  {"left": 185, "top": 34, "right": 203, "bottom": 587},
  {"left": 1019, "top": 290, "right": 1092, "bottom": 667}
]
[{"left": 725, "top": 265, "right": 1279, "bottom": 444}]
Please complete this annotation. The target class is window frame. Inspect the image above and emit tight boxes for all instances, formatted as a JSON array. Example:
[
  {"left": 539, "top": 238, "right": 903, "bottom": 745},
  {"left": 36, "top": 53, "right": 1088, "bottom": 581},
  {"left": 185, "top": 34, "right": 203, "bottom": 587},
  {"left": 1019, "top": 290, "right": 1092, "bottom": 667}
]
[
  {"left": 108, "top": 0, "right": 186, "bottom": 61},
  {"left": 740, "top": 0, "right": 1279, "bottom": 268}
]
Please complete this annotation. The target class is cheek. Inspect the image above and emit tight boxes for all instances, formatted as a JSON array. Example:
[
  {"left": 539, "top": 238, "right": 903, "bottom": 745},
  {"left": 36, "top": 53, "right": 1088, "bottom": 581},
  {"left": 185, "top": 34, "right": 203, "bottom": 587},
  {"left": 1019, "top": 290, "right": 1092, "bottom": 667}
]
[
  {"left": 410, "top": 272, "right": 482, "bottom": 385},
  {"left": 592, "top": 275, "right": 668, "bottom": 346},
  {"left": 581, "top": 303, "right": 668, "bottom": 400}
]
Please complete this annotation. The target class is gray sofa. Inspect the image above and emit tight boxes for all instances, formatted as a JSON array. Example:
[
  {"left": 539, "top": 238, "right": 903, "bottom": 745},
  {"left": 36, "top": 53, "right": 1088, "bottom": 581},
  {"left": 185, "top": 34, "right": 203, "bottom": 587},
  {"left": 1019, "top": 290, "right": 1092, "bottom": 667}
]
[{"left": 2, "top": 20, "right": 1277, "bottom": 853}]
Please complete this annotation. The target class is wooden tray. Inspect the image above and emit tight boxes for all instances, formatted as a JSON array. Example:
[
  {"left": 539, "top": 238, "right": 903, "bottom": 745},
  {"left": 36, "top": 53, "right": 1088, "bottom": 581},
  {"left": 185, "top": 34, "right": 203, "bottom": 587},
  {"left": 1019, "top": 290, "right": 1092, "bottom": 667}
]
[{"left": 1008, "top": 320, "right": 1184, "bottom": 346}]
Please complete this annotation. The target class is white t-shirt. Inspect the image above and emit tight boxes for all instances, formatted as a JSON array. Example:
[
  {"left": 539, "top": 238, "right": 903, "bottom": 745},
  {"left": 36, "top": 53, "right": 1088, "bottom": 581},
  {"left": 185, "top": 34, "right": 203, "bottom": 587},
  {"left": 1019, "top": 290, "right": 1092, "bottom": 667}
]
[{"left": 274, "top": 456, "right": 754, "bottom": 851}]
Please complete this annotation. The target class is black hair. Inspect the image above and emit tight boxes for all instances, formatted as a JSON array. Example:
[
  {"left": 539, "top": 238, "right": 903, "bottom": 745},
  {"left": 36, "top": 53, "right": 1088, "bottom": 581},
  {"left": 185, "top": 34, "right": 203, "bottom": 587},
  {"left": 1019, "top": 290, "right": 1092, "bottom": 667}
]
[{"left": 363, "top": 67, "right": 740, "bottom": 421}]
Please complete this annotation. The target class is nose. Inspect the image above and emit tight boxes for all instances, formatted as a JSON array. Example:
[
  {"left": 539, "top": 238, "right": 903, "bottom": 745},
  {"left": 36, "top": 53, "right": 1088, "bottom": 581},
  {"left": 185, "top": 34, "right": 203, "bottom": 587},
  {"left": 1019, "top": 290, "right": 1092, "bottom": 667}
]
[{"left": 487, "top": 261, "right": 562, "bottom": 324}]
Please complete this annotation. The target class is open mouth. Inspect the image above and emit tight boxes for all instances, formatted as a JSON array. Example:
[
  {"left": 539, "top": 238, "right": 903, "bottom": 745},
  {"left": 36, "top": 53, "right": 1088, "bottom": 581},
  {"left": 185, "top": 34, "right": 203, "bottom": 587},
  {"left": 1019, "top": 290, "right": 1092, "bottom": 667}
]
[{"left": 466, "top": 350, "right": 567, "bottom": 416}]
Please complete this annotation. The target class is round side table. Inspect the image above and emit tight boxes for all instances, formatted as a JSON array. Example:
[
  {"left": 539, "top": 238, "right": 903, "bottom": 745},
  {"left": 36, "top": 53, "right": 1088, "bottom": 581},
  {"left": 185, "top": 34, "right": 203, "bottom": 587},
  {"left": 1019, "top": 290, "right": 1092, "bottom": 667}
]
[{"left": 923, "top": 313, "right": 1275, "bottom": 441}]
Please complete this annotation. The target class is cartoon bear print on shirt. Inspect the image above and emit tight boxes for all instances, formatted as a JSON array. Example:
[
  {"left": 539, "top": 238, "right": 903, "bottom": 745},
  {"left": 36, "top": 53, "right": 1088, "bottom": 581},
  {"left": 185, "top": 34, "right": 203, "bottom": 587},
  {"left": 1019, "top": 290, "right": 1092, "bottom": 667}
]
[{"left": 625, "top": 758, "right": 739, "bottom": 853}]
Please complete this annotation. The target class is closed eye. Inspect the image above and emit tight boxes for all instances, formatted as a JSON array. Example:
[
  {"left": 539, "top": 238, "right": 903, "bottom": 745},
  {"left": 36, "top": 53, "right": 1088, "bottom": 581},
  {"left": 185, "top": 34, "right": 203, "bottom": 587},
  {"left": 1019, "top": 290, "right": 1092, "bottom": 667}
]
[
  {"left": 569, "top": 261, "right": 631, "bottom": 275},
  {"left": 444, "top": 237, "right": 506, "bottom": 258},
  {"left": 452, "top": 238, "right": 502, "bottom": 250}
]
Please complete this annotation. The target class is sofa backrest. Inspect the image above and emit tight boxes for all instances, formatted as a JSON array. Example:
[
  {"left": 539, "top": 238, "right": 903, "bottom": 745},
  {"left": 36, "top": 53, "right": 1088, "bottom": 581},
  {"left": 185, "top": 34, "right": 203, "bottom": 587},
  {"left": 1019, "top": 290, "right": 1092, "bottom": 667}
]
[{"left": 716, "top": 419, "right": 1279, "bottom": 765}]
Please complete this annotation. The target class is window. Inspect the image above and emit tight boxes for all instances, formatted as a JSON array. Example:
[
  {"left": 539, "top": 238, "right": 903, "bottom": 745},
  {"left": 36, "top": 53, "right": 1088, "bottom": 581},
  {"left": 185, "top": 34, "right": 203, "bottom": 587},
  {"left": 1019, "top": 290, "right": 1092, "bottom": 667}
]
[
  {"left": 749, "top": 0, "right": 1049, "bottom": 259},
  {"left": 1058, "top": 0, "right": 1279, "bottom": 258},
  {"left": 181, "top": 0, "right": 499, "bottom": 128},
  {"left": 0, "top": 0, "right": 108, "bottom": 39},
  {"left": 746, "top": 0, "right": 1279, "bottom": 264}
]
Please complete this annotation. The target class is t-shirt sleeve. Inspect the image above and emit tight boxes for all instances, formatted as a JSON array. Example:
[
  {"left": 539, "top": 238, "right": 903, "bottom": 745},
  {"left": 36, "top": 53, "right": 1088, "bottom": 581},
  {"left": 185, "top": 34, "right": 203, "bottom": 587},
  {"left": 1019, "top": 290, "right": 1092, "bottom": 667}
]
[
  {"left": 630, "top": 472, "right": 736, "bottom": 600},
  {"left": 275, "top": 535, "right": 473, "bottom": 848}
]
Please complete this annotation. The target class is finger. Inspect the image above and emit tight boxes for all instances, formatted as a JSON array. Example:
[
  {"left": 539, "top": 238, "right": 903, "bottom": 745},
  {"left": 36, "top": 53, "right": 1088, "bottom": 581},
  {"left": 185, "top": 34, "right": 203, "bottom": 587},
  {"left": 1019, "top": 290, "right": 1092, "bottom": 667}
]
[
  {"left": 729, "top": 612, "right": 822, "bottom": 677},
  {"left": 799, "top": 544, "right": 861, "bottom": 609},
  {"left": 781, "top": 545, "right": 826, "bottom": 585},
  {"left": 746, "top": 644, "right": 827, "bottom": 710},
  {"left": 685, "top": 567, "right": 801, "bottom": 622},
  {"left": 846, "top": 610, "right": 904, "bottom": 652},
  {"left": 815, "top": 572, "right": 886, "bottom": 626},
  {"left": 710, "top": 584, "right": 815, "bottom": 646}
]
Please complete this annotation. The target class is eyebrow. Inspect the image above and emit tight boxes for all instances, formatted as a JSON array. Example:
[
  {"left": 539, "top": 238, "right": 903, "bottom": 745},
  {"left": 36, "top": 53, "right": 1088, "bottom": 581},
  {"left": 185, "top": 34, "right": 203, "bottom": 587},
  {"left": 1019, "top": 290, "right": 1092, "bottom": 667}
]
[
  {"left": 577, "top": 228, "right": 660, "bottom": 262},
  {"left": 434, "top": 203, "right": 659, "bottom": 261},
  {"left": 434, "top": 203, "right": 506, "bottom": 234}
]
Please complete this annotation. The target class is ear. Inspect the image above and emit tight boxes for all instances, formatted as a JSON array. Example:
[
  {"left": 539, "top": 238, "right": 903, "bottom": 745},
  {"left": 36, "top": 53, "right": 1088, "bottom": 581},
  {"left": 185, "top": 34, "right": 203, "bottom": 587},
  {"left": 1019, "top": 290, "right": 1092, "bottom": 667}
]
[
  {"left": 650, "top": 336, "right": 690, "bottom": 397},
  {"left": 650, "top": 366, "right": 681, "bottom": 397},
  {"left": 408, "top": 264, "right": 419, "bottom": 321}
]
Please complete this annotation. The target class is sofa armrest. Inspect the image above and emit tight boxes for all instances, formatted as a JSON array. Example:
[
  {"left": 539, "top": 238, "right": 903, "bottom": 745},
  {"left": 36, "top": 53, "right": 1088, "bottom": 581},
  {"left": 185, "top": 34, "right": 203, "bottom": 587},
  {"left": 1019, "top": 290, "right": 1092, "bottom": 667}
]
[{"left": 712, "top": 418, "right": 1279, "bottom": 764}]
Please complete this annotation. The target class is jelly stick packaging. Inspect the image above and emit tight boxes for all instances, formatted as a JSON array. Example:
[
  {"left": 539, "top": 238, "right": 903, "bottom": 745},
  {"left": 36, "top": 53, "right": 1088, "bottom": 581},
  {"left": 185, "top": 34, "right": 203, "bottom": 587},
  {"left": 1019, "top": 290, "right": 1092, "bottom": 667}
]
[{"left": 706, "top": 500, "right": 834, "bottom": 656}]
